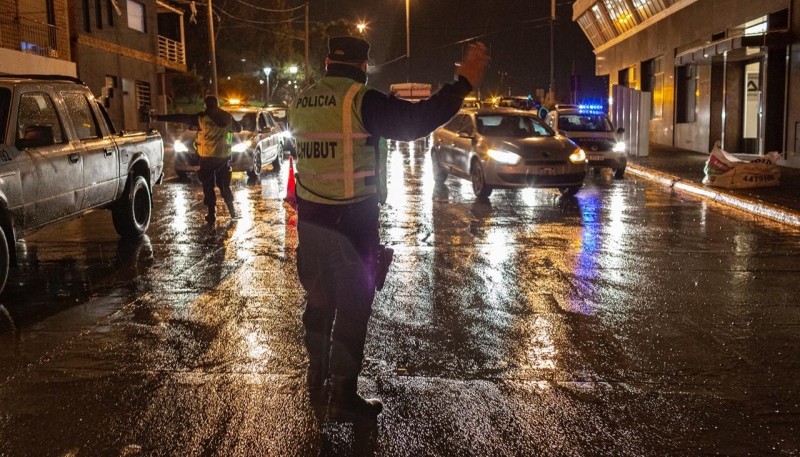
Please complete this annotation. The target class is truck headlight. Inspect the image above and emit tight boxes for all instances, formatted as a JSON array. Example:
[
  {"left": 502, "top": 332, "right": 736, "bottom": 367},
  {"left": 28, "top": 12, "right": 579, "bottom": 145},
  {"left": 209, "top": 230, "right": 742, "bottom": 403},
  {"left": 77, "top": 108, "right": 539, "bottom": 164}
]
[
  {"left": 569, "top": 148, "right": 587, "bottom": 164},
  {"left": 612, "top": 141, "right": 626, "bottom": 153},
  {"left": 174, "top": 141, "right": 189, "bottom": 153},
  {"left": 487, "top": 149, "right": 521, "bottom": 165},
  {"left": 231, "top": 140, "right": 251, "bottom": 153}
]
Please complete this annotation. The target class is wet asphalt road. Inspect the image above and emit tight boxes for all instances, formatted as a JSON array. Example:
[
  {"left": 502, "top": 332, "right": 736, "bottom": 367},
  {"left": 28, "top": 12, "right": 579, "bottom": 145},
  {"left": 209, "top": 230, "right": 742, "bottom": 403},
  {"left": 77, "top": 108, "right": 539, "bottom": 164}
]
[{"left": 1, "top": 144, "right": 799, "bottom": 456}]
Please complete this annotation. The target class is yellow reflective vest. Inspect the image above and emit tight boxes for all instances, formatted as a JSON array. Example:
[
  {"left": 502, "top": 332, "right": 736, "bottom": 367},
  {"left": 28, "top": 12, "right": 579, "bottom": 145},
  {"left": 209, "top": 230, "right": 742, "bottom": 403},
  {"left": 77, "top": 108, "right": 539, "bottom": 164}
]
[
  {"left": 196, "top": 113, "right": 234, "bottom": 158},
  {"left": 290, "top": 77, "right": 376, "bottom": 204}
]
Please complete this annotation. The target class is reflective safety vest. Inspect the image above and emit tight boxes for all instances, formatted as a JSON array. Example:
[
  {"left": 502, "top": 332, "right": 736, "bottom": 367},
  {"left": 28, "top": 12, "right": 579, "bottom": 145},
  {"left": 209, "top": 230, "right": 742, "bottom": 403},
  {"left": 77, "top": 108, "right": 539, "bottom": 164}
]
[
  {"left": 196, "top": 113, "right": 234, "bottom": 158},
  {"left": 290, "top": 77, "right": 375, "bottom": 204}
]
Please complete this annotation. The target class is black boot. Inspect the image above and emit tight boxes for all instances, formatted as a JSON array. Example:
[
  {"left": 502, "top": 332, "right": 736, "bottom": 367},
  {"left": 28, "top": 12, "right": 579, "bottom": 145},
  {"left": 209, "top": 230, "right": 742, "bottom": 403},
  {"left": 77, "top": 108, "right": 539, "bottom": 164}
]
[
  {"left": 307, "top": 368, "right": 327, "bottom": 405},
  {"left": 328, "top": 376, "right": 382, "bottom": 422},
  {"left": 225, "top": 199, "right": 237, "bottom": 219},
  {"left": 205, "top": 209, "right": 216, "bottom": 224},
  {"left": 375, "top": 245, "right": 394, "bottom": 291}
]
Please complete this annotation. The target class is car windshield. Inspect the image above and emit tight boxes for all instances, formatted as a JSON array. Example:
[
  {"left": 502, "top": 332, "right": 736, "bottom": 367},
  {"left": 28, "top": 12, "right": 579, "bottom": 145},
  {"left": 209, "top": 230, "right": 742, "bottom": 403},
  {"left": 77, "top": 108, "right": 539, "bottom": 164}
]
[
  {"left": 559, "top": 113, "right": 613, "bottom": 132},
  {"left": 239, "top": 112, "right": 257, "bottom": 131},
  {"left": 0, "top": 88, "right": 10, "bottom": 142},
  {"left": 476, "top": 114, "right": 554, "bottom": 138}
]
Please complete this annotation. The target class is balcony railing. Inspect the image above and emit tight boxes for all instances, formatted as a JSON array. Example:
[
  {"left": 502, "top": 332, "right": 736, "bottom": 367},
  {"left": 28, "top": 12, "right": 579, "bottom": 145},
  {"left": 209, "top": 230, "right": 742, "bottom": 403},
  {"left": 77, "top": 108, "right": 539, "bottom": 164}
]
[
  {"left": 0, "top": 16, "right": 60, "bottom": 58},
  {"left": 158, "top": 35, "right": 185, "bottom": 65}
]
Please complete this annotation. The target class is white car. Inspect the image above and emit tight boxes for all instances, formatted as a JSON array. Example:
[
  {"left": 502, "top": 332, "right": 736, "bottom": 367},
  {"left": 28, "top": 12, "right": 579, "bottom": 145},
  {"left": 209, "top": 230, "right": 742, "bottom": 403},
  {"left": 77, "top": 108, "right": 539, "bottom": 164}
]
[
  {"left": 172, "top": 106, "right": 285, "bottom": 180},
  {"left": 544, "top": 106, "right": 627, "bottom": 179},
  {"left": 432, "top": 108, "right": 587, "bottom": 198}
]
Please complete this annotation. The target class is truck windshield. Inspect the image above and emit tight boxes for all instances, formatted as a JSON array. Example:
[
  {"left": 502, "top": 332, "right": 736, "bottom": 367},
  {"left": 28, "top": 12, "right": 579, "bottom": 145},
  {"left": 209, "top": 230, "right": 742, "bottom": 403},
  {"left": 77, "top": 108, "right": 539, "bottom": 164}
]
[{"left": 0, "top": 88, "right": 10, "bottom": 143}]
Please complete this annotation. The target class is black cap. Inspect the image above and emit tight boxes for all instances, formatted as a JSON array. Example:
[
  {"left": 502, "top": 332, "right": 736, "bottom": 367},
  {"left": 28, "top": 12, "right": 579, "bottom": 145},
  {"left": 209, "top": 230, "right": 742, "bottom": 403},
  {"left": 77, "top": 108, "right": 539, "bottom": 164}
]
[{"left": 327, "top": 36, "right": 372, "bottom": 63}]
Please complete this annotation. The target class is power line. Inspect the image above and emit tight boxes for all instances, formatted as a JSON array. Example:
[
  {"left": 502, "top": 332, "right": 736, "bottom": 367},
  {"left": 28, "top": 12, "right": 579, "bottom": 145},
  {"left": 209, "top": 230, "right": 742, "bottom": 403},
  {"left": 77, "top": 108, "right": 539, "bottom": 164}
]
[{"left": 226, "top": 0, "right": 304, "bottom": 13}]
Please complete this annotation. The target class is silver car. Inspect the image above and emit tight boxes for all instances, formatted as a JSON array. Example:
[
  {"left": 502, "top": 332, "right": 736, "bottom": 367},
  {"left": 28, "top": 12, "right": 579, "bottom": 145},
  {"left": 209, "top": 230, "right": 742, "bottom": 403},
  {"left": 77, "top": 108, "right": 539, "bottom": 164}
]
[
  {"left": 172, "top": 106, "right": 285, "bottom": 180},
  {"left": 544, "top": 106, "right": 626, "bottom": 179},
  {"left": 432, "top": 108, "right": 587, "bottom": 198}
]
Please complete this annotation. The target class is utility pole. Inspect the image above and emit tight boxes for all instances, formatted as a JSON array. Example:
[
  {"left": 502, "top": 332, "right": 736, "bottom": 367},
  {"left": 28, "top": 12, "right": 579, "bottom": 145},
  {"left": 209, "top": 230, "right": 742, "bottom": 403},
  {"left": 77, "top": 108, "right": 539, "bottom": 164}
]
[
  {"left": 304, "top": 3, "right": 310, "bottom": 86},
  {"left": 207, "top": 0, "right": 218, "bottom": 98},
  {"left": 405, "top": 0, "right": 410, "bottom": 82},
  {"left": 548, "top": 0, "right": 555, "bottom": 105}
]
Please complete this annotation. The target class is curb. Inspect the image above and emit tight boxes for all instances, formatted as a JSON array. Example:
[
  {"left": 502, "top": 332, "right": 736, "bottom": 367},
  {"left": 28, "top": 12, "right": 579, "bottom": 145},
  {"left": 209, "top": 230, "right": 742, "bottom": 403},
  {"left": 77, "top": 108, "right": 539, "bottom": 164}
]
[{"left": 626, "top": 163, "right": 800, "bottom": 228}]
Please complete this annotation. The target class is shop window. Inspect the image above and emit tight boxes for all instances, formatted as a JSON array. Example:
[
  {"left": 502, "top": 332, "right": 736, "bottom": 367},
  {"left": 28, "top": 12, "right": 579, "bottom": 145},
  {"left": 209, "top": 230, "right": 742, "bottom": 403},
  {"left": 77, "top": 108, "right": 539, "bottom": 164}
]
[
  {"left": 642, "top": 56, "right": 664, "bottom": 119},
  {"left": 676, "top": 64, "right": 697, "bottom": 123}
]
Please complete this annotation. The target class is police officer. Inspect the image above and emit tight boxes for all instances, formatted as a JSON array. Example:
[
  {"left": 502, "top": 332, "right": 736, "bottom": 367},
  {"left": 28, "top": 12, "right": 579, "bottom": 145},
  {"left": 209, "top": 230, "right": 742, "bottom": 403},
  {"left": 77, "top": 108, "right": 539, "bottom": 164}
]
[
  {"left": 154, "top": 95, "right": 240, "bottom": 223},
  {"left": 290, "top": 36, "right": 489, "bottom": 422}
]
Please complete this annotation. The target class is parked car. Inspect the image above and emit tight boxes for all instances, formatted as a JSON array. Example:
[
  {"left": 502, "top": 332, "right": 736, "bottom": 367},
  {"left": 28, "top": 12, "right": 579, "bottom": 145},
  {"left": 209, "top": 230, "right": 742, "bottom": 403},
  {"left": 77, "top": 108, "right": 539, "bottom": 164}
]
[
  {"left": 544, "top": 105, "right": 626, "bottom": 178},
  {"left": 0, "top": 74, "right": 165, "bottom": 293},
  {"left": 431, "top": 108, "right": 587, "bottom": 198},
  {"left": 172, "top": 105, "right": 285, "bottom": 180}
]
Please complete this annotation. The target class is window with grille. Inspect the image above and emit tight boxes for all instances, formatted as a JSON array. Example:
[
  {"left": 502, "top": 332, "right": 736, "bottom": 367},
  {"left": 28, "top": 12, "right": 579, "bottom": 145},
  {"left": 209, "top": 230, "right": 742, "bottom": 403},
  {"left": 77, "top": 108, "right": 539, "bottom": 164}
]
[
  {"left": 631, "top": 0, "right": 667, "bottom": 21},
  {"left": 135, "top": 80, "right": 151, "bottom": 109},
  {"left": 578, "top": 12, "right": 606, "bottom": 48},
  {"left": 603, "top": 0, "right": 637, "bottom": 34},
  {"left": 591, "top": 4, "right": 617, "bottom": 41}
]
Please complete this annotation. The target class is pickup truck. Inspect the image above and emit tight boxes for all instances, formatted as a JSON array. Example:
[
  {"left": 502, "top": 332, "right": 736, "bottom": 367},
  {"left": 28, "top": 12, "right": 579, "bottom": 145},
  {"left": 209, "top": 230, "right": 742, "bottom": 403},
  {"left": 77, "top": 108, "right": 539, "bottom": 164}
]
[{"left": 0, "top": 75, "right": 164, "bottom": 294}]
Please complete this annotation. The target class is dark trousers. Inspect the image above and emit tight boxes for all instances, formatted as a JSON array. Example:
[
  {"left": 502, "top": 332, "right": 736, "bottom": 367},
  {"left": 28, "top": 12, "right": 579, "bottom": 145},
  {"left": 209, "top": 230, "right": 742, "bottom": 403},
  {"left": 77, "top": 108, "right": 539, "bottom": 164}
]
[
  {"left": 198, "top": 156, "right": 233, "bottom": 213},
  {"left": 296, "top": 195, "right": 379, "bottom": 379}
]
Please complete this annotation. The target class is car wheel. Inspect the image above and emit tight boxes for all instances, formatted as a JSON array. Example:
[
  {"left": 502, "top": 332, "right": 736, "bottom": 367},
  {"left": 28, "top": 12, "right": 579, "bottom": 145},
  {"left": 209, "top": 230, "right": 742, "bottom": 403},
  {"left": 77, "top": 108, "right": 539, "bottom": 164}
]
[
  {"left": 431, "top": 148, "right": 448, "bottom": 184},
  {"left": 0, "top": 226, "right": 9, "bottom": 295},
  {"left": 559, "top": 186, "right": 580, "bottom": 197},
  {"left": 112, "top": 175, "right": 152, "bottom": 239},
  {"left": 614, "top": 167, "right": 626, "bottom": 179},
  {"left": 272, "top": 143, "right": 284, "bottom": 171},
  {"left": 247, "top": 149, "right": 262, "bottom": 179},
  {"left": 471, "top": 159, "right": 492, "bottom": 199},
  {"left": 175, "top": 170, "right": 189, "bottom": 180}
]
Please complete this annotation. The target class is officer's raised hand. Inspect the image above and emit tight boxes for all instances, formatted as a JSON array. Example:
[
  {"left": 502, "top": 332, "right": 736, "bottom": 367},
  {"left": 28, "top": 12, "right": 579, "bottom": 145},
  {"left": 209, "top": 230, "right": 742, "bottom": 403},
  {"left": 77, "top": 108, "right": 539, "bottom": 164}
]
[{"left": 456, "top": 42, "right": 491, "bottom": 89}]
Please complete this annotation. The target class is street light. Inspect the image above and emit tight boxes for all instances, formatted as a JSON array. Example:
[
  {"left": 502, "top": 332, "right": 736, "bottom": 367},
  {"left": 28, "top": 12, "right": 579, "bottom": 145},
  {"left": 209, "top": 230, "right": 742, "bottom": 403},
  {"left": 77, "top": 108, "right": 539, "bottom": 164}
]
[
  {"left": 263, "top": 67, "right": 272, "bottom": 105},
  {"left": 289, "top": 66, "right": 299, "bottom": 97},
  {"left": 357, "top": 22, "right": 367, "bottom": 35}
]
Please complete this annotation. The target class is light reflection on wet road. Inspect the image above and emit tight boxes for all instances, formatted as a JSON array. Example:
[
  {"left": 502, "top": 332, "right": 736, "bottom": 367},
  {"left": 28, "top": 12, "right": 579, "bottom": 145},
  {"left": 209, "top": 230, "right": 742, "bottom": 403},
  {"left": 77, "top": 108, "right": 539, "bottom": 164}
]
[{"left": 1, "top": 143, "right": 799, "bottom": 456}]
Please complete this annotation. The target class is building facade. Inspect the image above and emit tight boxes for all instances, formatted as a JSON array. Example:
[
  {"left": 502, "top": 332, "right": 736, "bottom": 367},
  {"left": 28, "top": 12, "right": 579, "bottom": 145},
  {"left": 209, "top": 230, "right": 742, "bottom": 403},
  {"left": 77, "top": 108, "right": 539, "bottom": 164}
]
[
  {"left": 69, "top": 0, "right": 186, "bottom": 130},
  {"left": 573, "top": 0, "right": 800, "bottom": 159},
  {"left": 0, "top": 0, "right": 76, "bottom": 76}
]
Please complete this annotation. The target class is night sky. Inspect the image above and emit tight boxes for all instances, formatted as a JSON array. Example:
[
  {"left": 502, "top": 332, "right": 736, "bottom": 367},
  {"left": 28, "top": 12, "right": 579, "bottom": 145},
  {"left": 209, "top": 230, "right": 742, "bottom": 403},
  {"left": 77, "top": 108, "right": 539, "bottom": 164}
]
[{"left": 300, "top": 0, "right": 607, "bottom": 101}]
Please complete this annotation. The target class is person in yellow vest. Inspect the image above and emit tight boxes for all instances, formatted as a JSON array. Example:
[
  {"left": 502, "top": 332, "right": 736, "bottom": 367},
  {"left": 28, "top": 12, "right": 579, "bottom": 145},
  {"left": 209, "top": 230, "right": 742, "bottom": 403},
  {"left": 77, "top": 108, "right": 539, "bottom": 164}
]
[
  {"left": 290, "top": 36, "right": 489, "bottom": 422},
  {"left": 154, "top": 96, "right": 241, "bottom": 223}
]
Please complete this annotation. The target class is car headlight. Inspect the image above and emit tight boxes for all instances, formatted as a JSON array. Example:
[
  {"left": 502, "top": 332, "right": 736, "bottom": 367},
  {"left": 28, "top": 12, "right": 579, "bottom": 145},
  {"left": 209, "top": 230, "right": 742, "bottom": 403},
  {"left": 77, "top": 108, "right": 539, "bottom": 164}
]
[
  {"left": 231, "top": 140, "right": 251, "bottom": 153},
  {"left": 569, "top": 148, "right": 587, "bottom": 164},
  {"left": 174, "top": 141, "right": 189, "bottom": 153},
  {"left": 281, "top": 131, "right": 293, "bottom": 139},
  {"left": 613, "top": 141, "right": 626, "bottom": 153},
  {"left": 487, "top": 149, "right": 522, "bottom": 166}
]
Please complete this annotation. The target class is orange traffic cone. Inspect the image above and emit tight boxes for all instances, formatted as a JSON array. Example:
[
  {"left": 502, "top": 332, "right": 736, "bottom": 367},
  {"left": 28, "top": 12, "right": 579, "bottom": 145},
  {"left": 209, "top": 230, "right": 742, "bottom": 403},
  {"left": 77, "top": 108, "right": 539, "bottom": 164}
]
[{"left": 283, "top": 155, "right": 297, "bottom": 209}]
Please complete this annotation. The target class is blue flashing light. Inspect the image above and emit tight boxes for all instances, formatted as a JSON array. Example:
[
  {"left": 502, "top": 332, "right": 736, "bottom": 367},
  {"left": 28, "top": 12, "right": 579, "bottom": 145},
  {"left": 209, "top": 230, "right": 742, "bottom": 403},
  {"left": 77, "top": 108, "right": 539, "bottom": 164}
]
[{"left": 578, "top": 103, "right": 605, "bottom": 113}]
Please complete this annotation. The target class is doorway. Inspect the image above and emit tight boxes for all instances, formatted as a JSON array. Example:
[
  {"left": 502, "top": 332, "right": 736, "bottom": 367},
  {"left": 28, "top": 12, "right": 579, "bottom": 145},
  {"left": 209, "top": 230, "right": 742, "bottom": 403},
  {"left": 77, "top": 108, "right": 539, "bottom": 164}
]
[{"left": 742, "top": 61, "right": 762, "bottom": 154}]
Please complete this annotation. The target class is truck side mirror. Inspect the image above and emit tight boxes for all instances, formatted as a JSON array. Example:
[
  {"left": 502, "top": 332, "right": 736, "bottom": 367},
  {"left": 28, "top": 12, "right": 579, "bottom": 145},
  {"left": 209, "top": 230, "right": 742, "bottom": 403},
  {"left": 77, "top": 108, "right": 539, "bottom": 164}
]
[
  {"left": 16, "top": 125, "right": 55, "bottom": 149},
  {"left": 616, "top": 127, "right": 625, "bottom": 135}
]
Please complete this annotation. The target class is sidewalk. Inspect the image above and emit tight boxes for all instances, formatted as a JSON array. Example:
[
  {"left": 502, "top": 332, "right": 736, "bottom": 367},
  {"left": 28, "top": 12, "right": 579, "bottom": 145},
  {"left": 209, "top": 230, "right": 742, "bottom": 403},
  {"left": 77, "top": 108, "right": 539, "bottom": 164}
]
[{"left": 625, "top": 144, "right": 800, "bottom": 227}]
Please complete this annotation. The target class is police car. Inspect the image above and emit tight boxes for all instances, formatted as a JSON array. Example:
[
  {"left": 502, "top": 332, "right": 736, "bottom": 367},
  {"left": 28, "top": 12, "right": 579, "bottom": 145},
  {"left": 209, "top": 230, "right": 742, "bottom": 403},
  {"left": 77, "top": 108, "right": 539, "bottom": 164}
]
[{"left": 544, "top": 105, "right": 627, "bottom": 179}]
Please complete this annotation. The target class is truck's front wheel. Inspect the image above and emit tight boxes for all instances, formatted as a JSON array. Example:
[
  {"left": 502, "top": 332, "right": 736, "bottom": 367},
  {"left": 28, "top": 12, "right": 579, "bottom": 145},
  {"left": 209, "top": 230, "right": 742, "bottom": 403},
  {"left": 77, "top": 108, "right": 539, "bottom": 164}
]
[
  {"left": 0, "top": 227, "right": 8, "bottom": 295},
  {"left": 112, "top": 175, "right": 152, "bottom": 239}
]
